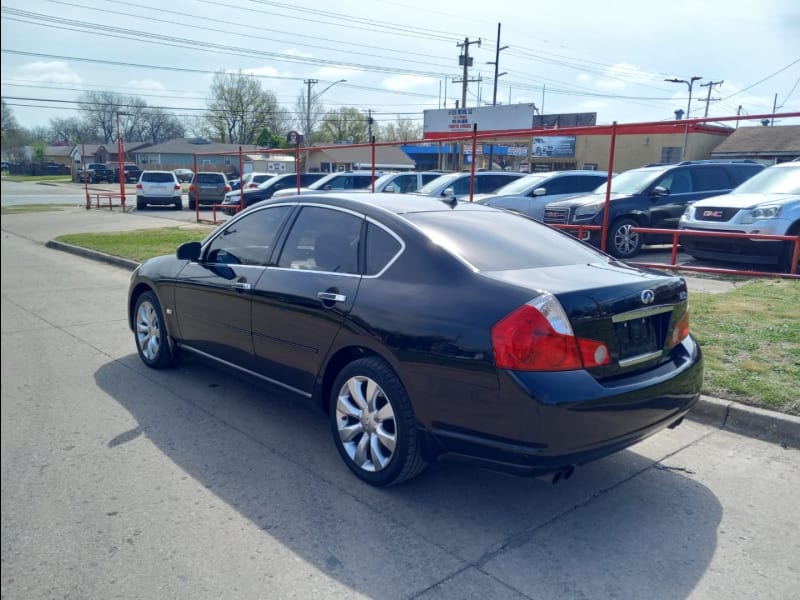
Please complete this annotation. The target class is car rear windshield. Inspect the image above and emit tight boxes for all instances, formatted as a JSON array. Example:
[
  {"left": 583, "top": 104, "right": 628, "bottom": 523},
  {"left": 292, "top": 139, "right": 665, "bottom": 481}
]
[
  {"left": 406, "top": 209, "right": 606, "bottom": 270},
  {"left": 196, "top": 173, "right": 225, "bottom": 183},
  {"left": 141, "top": 172, "right": 175, "bottom": 183}
]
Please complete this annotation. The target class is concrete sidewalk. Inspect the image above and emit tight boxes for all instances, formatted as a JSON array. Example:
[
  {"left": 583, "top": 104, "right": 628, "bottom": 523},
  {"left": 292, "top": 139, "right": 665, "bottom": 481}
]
[{"left": 4, "top": 205, "right": 799, "bottom": 449}]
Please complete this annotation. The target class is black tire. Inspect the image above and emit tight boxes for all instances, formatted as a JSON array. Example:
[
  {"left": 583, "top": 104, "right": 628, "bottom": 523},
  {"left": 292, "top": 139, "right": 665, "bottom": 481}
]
[
  {"left": 329, "top": 357, "right": 427, "bottom": 486},
  {"left": 174, "top": 200, "right": 182, "bottom": 210},
  {"left": 136, "top": 199, "right": 145, "bottom": 210},
  {"left": 188, "top": 198, "right": 196, "bottom": 210},
  {"left": 132, "top": 291, "right": 180, "bottom": 369},
  {"left": 607, "top": 217, "right": 643, "bottom": 259}
]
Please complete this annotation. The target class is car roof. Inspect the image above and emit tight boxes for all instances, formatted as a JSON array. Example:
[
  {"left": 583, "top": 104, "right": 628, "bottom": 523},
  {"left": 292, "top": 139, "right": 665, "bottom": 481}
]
[{"left": 259, "top": 191, "right": 496, "bottom": 217}]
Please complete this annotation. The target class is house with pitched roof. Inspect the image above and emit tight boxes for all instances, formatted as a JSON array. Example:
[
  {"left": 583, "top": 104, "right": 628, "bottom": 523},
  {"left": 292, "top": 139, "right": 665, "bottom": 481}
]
[{"left": 709, "top": 124, "right": 800, "bottom": 164}]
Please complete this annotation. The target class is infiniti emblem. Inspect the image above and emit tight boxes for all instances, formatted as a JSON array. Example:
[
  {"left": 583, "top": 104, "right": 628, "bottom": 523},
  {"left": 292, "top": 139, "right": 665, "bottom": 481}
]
[{"left": 641, "top": 290, "right": 655, "bottom": 305}]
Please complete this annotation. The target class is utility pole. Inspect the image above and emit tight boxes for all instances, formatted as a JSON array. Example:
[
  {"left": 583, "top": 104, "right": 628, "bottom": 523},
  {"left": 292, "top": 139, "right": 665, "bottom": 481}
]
[
  {"left": 700, "top": 80, "right": 724, "bottom": 118},
  {"left": 486, "top": 23, "right": 508, "bottom": 170},
  {"left": 453, "top": 37, "right": 481, "bottom": 169},
  {"left": 367, "top": 109, "right": 374, "bottom": 142},
  {"left": 771, "top": 92, "right": 778, "bottom": 126}
]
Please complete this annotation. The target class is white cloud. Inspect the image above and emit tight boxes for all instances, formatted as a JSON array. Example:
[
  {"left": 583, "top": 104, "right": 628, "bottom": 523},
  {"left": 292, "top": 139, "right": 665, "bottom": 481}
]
[
  {"left": 383, "top": 74, "right": 433, "bottom": 92},
  {"left": 17, "top": 61, "right": 82, "bottom": 84}
]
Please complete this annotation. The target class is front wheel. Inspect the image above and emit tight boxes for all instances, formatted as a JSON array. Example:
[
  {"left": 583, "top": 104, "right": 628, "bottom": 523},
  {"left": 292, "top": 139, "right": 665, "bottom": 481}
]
[
  {"left": 133, "top": 291, "right": 180, "bottom": 369},
  {"left": 607, "top": 217, "right": 643, "bottom": 259},
  {"left": 330, "top": 357, "right": 427, "bottom": 486}
]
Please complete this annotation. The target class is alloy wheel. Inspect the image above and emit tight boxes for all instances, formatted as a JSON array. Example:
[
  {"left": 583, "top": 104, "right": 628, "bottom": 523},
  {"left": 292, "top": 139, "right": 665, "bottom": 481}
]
[
  {"left": 335, "top": 375, "right": 397, "bottom": 472},
  {"left": 136, "top": 299, "right": 162, "bottom": 362}
]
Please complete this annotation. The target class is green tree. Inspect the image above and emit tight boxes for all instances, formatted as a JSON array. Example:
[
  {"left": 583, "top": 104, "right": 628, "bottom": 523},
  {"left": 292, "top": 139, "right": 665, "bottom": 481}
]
[
  {"left": 1, "top": 100, "right": 29, "bottom": 165},
  {"left": 318, "top": 107, "right": 369, "bottom": 143},
  {"left": 255, "top": 128, "right": 287, "bottom": 149},
  {"left": 206, "top": 71, "right": 282, "bottom": 144}
]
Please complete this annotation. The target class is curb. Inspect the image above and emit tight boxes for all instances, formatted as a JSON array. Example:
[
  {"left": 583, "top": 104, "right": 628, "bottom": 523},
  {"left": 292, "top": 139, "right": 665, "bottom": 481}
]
[
  {"left": 687, "top": 395, "right": 800, "bottom": 448},
  {"left": 45, "top": 240, "right": 140, "bottom": 272},
  {"left": 46, "top": 240, "right": 800, "bottom": 449}
]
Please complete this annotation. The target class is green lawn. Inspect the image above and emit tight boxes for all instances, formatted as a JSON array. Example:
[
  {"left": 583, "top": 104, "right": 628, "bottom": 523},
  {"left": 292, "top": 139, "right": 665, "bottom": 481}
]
[
  {"left": 2, "top": 175, "right": 72, "bottom": 183},
  {"left": 51, "top": 228, "right": 800, "bottom": 415}
]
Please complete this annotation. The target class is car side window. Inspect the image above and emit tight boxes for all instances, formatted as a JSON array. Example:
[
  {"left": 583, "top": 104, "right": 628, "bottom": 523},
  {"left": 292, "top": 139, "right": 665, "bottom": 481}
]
[
  {"left": 395, "top": 174, "right": 418, "bottom": 193},
  {"left": 452, "top": 177, "right": 472, "bottom": 195},
  {"left": 692, "top": 167, "right": 731, "bottom": 191},
  {"left": 205, "top": 206, "right": 292, "bottom": 266},
  {"left": 278, "top": 206, "right": 362, "bottom": 274},
  {"left": 543, "top": 177, "right": 571, "bottom": 195},
  {"left": 422, "top": 173, "right": 440, "bottom": 185},
  {"left": 657, "top": 169, "right": 693, "bottom": 194},
  {"left": 576, "top": 176, "right": 606, "bottom": 192},
  {"left": 365, "top": 223, "right": 401, "bottom": 275}
]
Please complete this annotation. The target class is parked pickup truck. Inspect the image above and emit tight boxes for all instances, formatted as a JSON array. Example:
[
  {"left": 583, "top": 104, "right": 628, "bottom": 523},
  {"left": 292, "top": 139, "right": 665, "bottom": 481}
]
[
  {"left": 113, "top": 163, "right": 143, "bottom": 183},
  {"left": 77, "top": 163, "right": 115, "bottom": 183}
]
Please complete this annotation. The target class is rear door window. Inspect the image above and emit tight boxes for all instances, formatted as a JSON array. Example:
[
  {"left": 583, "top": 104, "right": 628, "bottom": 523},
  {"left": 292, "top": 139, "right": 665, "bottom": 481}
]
[
  {"left": 692, "top": 167, "right": 731, "bottom": 191},
  {"left": 365, "top": 223, "right": 402, "bottom": 275}
]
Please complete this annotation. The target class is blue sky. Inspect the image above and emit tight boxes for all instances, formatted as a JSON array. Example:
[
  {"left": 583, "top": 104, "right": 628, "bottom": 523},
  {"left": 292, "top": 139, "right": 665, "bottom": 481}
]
[{"left": 2, "top": 0, "right": 799, "bottom": 131}]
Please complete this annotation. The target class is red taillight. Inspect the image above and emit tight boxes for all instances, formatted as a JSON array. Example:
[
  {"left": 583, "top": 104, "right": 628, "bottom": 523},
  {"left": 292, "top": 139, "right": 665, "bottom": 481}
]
[
  {"left": 667, "top": 308, "right": 690, "bottom": 349},
  {"left": 135, "top": 183, "right": 143, "bottom": 190},
  {"left": 492, "top": 293, "right": 609, "bottom": 371},
  {"left": 225, "top": 185, "right": 231, "bottom": 192},
  {"left": 174, "top": 184, "right": 181, "bottom": 190}
]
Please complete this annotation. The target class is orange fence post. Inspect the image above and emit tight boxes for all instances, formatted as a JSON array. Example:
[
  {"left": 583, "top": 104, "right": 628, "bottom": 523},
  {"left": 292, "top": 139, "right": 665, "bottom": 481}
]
[
  {"left": 469, "top": 124, "right": 478, "bottom": 201},
  {"left": 82, "top": 143, "right": 90, "bottom": 210},
  {"left": 193, "top": 153, "right": 198, "bottom": 221},
  {"left": 600, "top": 121, "right": 617, "bottom": 253},
  {"left": 371, "top": 136, "right": 376, "bottom": 191}
]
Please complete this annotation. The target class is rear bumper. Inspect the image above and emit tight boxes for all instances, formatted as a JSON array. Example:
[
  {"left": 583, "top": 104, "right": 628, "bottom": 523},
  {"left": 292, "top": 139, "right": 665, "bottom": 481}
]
[
  {"left": 428, "top": 336, "right": 703, "bottom": 476},
  {"left": 138, "top": 195, "right": 181, "bottom": 205}
]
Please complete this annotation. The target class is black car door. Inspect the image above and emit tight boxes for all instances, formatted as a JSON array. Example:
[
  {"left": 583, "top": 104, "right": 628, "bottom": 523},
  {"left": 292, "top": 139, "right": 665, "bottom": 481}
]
[
  {"left": 251, "top": 205, "right": 364, "bottom": 394},
  {"left": 173, "top": 205, "right": 292, "bottom": 369}
]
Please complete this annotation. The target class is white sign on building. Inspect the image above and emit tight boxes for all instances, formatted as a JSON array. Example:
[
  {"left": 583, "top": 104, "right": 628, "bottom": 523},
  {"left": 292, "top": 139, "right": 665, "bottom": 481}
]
[{"left": 423, "top": 104, "right": 537, "bottom": 139}]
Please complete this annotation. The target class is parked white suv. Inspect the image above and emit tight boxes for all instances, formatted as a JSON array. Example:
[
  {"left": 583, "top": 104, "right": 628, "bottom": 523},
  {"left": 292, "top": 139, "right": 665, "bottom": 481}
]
[
  {"left": 679, "top": 160, "right": 800, "bottom": 272},
  {"left": 272, "top": 171, "right": 382, "bottom": 197},
  {"left": 136, "top": 170, "right": 183, "bottom": 210}
]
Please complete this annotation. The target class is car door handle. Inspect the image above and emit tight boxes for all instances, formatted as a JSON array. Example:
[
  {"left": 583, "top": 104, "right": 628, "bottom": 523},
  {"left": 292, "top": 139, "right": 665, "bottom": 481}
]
[
  {"left": 317, "top": 292, "right": 346, "bottom": 302},
  {"left": 232, "top": 282, "right": 252, "bottom": 291}
]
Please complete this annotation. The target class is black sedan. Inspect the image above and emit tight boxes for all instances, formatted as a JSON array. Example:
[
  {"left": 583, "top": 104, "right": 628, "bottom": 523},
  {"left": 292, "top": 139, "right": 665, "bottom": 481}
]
[{"left": 128, "top": 193, "right": 703, "bottom": 486}]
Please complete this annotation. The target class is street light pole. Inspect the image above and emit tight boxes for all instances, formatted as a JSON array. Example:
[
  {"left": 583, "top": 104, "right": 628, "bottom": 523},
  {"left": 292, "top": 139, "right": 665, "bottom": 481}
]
[
  {"left": 486, "top": 22, "right": 508, "bottom": 170},
  {"left": 303, "top": 78, "right": 346, "bottom": 172},
  {"left": 665, "top": 76, "right": 702, "bottom": 160},
  {"left": 665, "top": 76, "right": 703, "bottom": 118}
]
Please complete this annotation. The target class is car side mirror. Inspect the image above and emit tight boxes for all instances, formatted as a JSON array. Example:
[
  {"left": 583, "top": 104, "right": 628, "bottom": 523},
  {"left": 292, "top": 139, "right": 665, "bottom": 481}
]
[
  {"left": 443, "top": 187, "right": 455, "bottom": 197},
  {"left": 323, "top": 184, "right": 332, "bottom": 190},
  {"left": 384, "top": 183, "right": 397, "bottom": 193},
  {"left": 532, "top": 188, "right": 546, "bottom": 196},
  {"left": 177, "top": 241, "right": 201, "bottom": 261},
  {"left": 652, "top": 186, "right": 669, "bottom": 197}
]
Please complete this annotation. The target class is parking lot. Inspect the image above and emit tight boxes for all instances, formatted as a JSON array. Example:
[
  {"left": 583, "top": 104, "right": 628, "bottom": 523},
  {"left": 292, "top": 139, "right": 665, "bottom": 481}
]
[{"left": 2, "top": 205, "right": 799, "bottom": 599}]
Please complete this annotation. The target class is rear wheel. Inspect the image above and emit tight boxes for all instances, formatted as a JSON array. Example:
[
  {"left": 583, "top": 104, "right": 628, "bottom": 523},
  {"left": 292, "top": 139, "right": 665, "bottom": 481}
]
[
  {"left": 133, "top": 291, "right": 180, "bottom": 369},
  {"left": 330, "top": 357, "right": 427, "bottom": 486},
  {"left": 136, "top": 198, "right": 145, "bottom": 210},
  {"left": 174, "top": 199, "right": 182, "bottom": 210},
  {"left": 608, "top": 217, "right": 643, "bottom": 259},
  {"left": 188, "top": 198, "right": 196, "bottom": 210}
]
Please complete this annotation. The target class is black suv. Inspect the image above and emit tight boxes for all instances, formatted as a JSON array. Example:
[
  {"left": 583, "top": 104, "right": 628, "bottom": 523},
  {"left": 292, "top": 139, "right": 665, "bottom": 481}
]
[{"left": 542, "top": 160, "right": 765, "bottom": 258}]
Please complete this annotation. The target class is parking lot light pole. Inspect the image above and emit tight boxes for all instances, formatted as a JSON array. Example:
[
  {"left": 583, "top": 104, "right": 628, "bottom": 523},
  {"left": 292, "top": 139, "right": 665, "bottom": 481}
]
[
  {"left": 303, "top": 79, "right": 346, "bottom": 172},
  {"left": 115, "top": 111, "right": 131, "bottom": 207},
  {"left": 665, "top": 76, "right": 703, "bottom": 119}
]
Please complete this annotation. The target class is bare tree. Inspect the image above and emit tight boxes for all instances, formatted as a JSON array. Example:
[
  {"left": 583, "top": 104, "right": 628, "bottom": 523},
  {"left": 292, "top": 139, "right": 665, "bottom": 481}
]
[
  {"left": 77, "top": 91, "right": 127, "bottom": 142},
  {"left": 206, "top": 71, "right": 282, "bottom": 144},
  {"left": 380, "top": 117, "right": 422, "bottom": 142},
  {"left": 48, "top": 116, "right": 96, "bottom": 144},
  {"left": 318, "top": 107, "right": 369, "bottom": 143},
  {"left": 295, "top": 90, "right": 326, "bottom": 142}
]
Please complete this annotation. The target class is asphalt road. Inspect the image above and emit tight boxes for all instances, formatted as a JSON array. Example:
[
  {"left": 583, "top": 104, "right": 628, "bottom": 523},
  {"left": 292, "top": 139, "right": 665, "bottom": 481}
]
[{"left": 2, "top": 206, "right": 799, "bottom": 599}]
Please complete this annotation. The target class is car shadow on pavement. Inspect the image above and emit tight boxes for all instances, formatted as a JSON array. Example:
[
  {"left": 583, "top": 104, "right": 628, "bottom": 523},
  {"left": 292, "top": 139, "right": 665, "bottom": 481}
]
[{"left": 96, "top": 356, "right": 722, "bottom": 599}]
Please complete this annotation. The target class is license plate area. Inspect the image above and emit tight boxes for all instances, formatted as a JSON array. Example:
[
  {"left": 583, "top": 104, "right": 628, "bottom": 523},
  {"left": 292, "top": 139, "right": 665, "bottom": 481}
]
[{"left": 615, "top": 317, "right": 659, "bottom": 359}]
